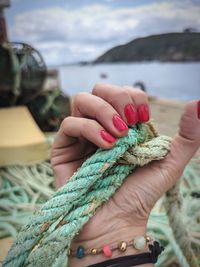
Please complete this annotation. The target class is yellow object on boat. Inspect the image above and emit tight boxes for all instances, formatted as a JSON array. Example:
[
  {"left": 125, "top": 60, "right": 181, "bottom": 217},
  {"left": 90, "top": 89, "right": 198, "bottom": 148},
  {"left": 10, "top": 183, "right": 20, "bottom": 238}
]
[{"left": 0, "top": 106, "right": 49, "bottom": 166}]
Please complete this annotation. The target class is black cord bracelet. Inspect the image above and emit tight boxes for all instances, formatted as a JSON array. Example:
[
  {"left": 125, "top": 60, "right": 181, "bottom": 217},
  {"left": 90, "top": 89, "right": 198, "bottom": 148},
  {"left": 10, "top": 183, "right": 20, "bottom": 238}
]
[{"left": 86, "top": 241, "right": 164, "bottom": 267}]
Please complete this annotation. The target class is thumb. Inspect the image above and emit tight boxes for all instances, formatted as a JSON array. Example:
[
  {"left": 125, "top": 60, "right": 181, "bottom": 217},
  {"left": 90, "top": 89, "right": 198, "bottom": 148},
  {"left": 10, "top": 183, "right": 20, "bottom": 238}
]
[{"left": 166, "top": 100, "right": 200, "bottom": 175}]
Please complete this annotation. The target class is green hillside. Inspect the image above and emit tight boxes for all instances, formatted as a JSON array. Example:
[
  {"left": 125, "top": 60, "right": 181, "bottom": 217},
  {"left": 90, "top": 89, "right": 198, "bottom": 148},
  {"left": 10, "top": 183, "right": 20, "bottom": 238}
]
[{"left": 95, "top": 32, "right": 200, "bottom": 63}]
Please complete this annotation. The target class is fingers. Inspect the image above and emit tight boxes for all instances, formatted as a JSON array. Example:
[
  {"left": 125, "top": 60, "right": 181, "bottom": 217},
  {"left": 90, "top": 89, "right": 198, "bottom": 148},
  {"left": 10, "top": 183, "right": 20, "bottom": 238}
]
[
  {"left": 54, "top": 84, "right": 150, "bottom": 154},
  {"left": 123, "top": 86, "right": 149, "bottom": 123},
  {"left": 92, "top": 84, "right": 150, "bottom": 124},
  {"left": 53, "top": 116, "right": 117, "bottom": 150},
  {"left": 72, "top": 84, "right": 150, "bottom": 141},
  {"left": 72, "top": 92, "right": 128, "bottom": 138}
]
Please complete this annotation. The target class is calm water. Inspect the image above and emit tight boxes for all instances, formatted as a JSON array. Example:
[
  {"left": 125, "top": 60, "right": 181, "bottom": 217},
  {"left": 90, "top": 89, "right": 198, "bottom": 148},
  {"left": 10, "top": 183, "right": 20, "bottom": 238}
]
[{"left": 59, "top": 62, "right": 200, "bottom": 100}]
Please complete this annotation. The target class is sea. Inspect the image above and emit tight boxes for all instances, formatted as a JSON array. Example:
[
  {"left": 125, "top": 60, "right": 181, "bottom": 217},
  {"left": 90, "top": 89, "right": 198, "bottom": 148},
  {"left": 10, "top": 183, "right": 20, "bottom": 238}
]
[{"left": 58, "top": 62, "right": 200, "bottom": 101}]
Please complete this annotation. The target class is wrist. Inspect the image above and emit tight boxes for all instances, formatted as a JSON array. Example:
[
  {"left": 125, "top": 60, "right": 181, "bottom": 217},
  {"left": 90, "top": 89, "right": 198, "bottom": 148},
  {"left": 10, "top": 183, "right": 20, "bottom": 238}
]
[{"left": 68, "top": 226, "right": 150, "bottom": 267}]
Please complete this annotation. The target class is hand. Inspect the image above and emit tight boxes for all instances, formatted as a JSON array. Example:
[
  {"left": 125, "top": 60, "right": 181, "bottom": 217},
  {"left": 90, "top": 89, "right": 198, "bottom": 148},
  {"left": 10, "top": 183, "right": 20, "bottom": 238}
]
[{"left": 51, "top": 84, "right": 200, "bottom": 267}]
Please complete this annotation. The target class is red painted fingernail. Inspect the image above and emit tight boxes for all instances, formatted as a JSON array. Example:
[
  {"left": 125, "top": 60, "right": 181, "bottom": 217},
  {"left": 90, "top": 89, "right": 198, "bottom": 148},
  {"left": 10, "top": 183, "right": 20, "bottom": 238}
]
[
  {"left": 100, "top": 130, "right": 116, "bottom": 143},
  {"left": 112, "top": 115, "right": 128, "bottom": 132},
  {"left": 138, "top": 104, "right": 150, "bottom": 122},
  {"left": 198, "top": 100, "right": 200, "bottom": 119},
  {"left": 124, "top": 104, "right": 138, "bottom": 124}
]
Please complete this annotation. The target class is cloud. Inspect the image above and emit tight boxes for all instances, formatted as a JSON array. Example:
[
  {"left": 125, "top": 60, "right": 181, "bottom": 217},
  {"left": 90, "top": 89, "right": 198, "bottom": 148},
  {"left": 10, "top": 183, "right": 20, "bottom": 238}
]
[{"left": 10, "top": 0, "right": 200, "bottom": 65}]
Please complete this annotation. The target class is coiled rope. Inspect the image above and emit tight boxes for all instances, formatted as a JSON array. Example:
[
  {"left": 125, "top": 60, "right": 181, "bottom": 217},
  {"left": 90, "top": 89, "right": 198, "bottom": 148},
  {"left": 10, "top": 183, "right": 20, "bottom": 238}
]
[
  {"left": 3, "top": 123, "right": 172, "bottom": 266},
  {"left": 165, "top": 180, "right": 199, "bottom": 267}
]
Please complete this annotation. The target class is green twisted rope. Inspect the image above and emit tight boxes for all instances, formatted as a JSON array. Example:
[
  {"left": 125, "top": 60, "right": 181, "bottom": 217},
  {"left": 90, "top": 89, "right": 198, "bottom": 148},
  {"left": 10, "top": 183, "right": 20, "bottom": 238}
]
[{"left": 3, "top": 123, "right": 171, "bottom": 267}]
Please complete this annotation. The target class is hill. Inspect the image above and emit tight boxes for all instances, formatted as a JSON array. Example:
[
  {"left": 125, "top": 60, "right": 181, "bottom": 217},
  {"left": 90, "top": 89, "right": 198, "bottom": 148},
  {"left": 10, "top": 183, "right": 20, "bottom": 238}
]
[{"left": 95, "top": 32, "right": 200, "bottom": 63}]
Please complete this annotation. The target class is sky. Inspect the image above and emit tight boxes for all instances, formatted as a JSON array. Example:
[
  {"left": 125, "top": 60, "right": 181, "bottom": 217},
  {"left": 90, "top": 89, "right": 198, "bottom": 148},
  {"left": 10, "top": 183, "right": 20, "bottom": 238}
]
[{"left": 4, "top": 0, "right": 200, "bottom": 66}]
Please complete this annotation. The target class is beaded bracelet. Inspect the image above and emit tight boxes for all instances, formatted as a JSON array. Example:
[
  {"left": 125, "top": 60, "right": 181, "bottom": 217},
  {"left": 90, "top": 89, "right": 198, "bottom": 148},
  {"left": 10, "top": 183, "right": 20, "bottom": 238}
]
[
  {"left": 87, "top": 241, "right": 165, "bottom": 267},
  {"left": 69, "top": 235, "right": 152, "bottom": 259}
]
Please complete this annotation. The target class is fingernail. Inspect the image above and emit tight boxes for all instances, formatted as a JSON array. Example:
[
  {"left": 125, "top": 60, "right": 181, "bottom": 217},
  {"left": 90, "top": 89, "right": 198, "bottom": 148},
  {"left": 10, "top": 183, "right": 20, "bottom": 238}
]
[
  {"left": 138, "top": 104, "right": 150, "bottom": 122},
  {"left": 198, "top": 100, "right": 200, "bottom": 119},
  {"left": 124, "top": 104, "right": 138, "bottom": 124},
  {"left": 100, "top": 130, "right": 116, "bottom": 143},
  {"left": 112, "top": 115, "right": 128, "bottom": 132}
]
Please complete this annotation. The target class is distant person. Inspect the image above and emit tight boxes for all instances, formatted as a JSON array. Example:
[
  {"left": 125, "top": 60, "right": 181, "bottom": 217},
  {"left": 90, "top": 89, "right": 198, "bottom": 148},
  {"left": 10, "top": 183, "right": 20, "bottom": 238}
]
[
  {"left": 100, "top": 73, "right": 108, "bottom": 79},
  {"left": 134, "top": 81, "right": 146, "bottom": 92},
  {"left": 134, "top": 81, "right": 157, "bottom": 101}
]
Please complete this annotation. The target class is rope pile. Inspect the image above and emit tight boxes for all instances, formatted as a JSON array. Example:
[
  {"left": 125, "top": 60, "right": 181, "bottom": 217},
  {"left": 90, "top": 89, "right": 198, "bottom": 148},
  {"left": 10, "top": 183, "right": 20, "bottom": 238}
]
[
  {"left": 148, "top": 159, "right": 200, "bottom": 267},
  {"left": 164, "top": 160, "right": 200, "bottom": 267},
  {"left": 0, "top": 162, "right": 55, "bottom": 238}
]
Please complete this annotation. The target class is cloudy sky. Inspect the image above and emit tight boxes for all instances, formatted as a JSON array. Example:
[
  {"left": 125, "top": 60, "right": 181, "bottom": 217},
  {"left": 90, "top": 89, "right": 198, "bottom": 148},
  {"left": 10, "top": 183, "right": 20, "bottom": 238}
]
[{"left": 5, "top": 0, "right": 200, "bottom": 66}]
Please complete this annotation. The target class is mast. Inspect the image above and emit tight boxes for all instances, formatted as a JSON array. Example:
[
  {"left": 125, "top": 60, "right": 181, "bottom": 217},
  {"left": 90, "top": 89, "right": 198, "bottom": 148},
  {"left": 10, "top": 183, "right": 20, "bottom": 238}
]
[{"left": 0, "top": 0, "right": 10, "bottom": 43}]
